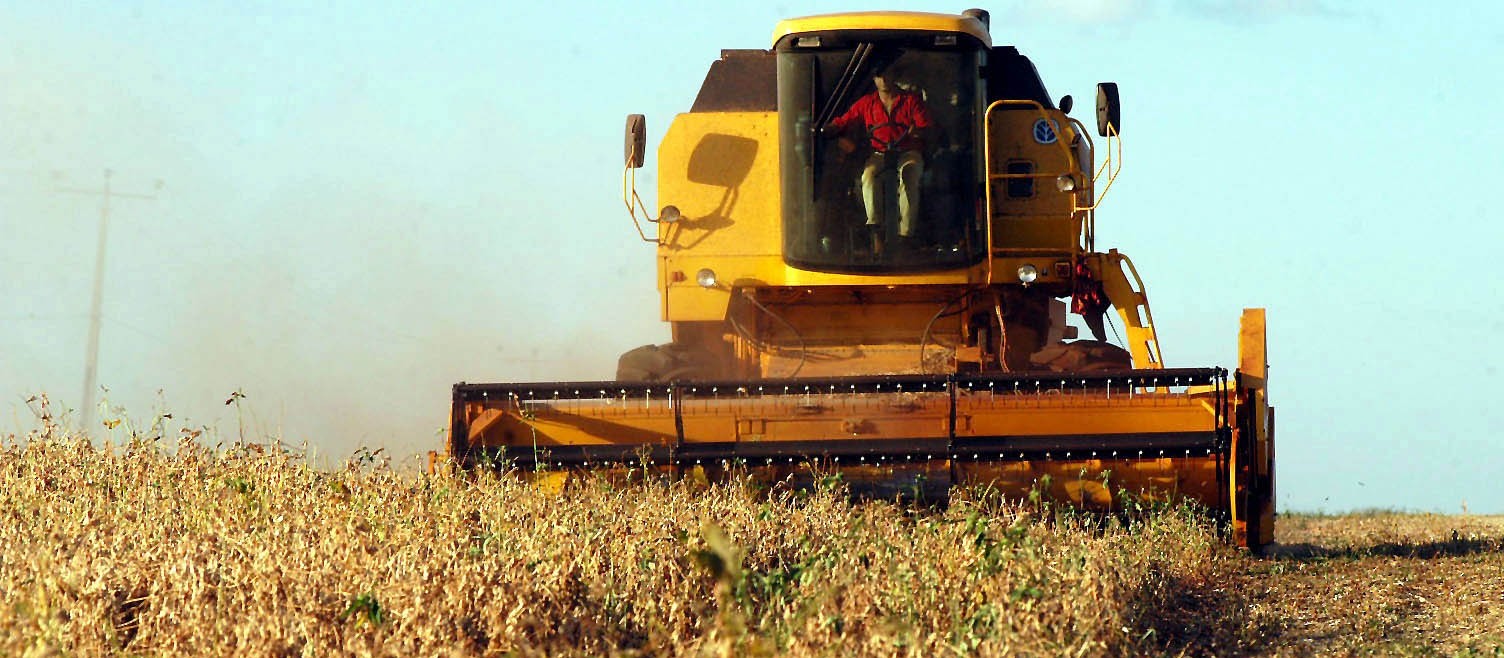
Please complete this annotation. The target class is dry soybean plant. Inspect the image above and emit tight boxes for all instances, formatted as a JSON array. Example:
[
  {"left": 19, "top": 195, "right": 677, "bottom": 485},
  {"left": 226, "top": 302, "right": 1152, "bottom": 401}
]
[{"left": 1, "top": 405, "right": 1229, "bottom": 657}]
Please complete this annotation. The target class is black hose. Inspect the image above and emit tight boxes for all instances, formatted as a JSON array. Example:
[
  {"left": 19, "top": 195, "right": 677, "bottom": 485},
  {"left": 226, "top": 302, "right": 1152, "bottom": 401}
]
[
  {"left": 919, "top": 290, "right": 975, "bottom": 374},
  {"left": 738, "top": 291, "right": 808, "bottom": 378}
]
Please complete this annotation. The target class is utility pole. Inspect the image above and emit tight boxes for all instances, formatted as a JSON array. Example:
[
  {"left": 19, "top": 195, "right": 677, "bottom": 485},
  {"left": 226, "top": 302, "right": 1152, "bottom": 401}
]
[{"left": 56, "top": 169, "right": 163, "bottom": 433}]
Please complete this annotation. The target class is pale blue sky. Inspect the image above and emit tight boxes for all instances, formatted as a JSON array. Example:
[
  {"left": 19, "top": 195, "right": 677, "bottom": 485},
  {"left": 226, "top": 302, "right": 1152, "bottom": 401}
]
[{"left": 2, "top": 1, "right": 1500, "bottom": 512}]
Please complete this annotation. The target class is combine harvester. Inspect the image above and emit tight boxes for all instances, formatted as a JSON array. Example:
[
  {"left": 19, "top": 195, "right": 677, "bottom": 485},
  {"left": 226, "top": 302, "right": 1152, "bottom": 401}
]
[{"left": 445, "top": 10, "right": 1275, "bottom": 549}]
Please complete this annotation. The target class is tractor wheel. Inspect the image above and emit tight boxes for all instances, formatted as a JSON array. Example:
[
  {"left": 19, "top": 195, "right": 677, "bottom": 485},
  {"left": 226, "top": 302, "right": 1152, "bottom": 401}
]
[{"left": 616, "top": 343, "right": 716, "bottom": 382}]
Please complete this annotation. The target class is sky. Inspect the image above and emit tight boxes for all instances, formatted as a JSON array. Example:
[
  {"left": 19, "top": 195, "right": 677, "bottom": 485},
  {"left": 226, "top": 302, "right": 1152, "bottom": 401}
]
[{"left": 2, "top": 1, "right": 1501, "bottom": 513}]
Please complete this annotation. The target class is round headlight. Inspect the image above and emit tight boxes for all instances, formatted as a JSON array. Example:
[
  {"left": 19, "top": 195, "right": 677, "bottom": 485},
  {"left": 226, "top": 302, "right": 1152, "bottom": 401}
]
[
  {"left": 659, "top": 205, "right": 682, "bottom": 223},
  {"left": 1017, "top": 264, "right": 1039, "bottom": 284},
  {"left": 1055, "top": 174, "right": 1077, "bottom": 192},
  {"left": 695, "top": 268, "right": 718, "bottom": 288}
]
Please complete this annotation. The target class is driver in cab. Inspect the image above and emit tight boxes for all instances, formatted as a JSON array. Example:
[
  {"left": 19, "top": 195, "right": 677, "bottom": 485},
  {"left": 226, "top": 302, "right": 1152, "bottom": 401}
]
[{"left": 821, "top": 70, "right": 935, "bottom": 257}]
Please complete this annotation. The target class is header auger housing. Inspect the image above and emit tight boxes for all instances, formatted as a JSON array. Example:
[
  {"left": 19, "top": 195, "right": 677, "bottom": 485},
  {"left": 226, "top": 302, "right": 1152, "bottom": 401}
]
[{"left": 445, "top": 9, "right": 1275, "bottom": 550}]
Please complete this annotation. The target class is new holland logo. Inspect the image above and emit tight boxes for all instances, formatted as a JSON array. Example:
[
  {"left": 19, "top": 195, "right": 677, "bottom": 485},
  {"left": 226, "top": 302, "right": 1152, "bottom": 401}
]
[{"left": 1032, "top": 119, "right": 1059, "bottom": 145}]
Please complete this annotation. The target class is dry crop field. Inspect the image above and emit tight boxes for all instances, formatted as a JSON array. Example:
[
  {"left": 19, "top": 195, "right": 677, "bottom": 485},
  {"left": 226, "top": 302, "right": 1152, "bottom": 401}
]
[{"left": 2, "top": 413, "right": 1501, "bottom": 656}]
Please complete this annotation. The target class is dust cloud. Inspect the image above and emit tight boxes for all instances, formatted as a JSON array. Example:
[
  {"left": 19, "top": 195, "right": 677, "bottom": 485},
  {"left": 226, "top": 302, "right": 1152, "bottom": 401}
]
[{"left": 0, "top": 10, "right": 663, "bottom": 464}]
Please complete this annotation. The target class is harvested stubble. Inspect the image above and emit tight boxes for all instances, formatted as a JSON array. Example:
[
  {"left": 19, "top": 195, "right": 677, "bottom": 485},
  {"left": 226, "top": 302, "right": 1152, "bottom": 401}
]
[
  {"left": 1239, "top": 513, "right": 1504, "bottom": 656},
  {"left": 0, "top": 432, "right": 1233, "bottom": 657}
]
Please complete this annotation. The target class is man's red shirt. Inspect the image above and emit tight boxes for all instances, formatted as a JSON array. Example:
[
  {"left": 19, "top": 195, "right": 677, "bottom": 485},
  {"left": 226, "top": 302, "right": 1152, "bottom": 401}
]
[{"left": 830, "top": 90, "right": 934, "bottom": 152}]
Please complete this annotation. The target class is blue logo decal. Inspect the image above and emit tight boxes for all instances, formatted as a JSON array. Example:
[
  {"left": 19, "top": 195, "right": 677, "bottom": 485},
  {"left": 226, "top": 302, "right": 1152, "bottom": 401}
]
[{"left": 1032, "top": 119, "right": 1059, "bottom": 145}]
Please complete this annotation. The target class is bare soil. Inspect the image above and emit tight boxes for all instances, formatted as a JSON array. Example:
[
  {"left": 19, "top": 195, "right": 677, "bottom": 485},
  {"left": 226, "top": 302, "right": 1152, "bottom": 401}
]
[{"left": 1145, "top": 513, "right": 1504, "bottom": 657}]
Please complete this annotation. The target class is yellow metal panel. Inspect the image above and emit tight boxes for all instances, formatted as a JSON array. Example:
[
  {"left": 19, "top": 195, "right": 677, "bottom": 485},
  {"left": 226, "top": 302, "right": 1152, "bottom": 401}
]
[
  {"left": 989, "top": 218, "right": 1079, "bottom": 255},
  {"left": 988, "top": 108, "right": 1079, "bottom": 224},
  {"left": 779, "top": 265, "right": 979, "bottom": 287},
  {"left": 656, "top": 113, "right": 781, "bottom": 256},
  {"left": 957, "top": 394, "right": 1216, "bottom": 438},
  {"left": 988, "top": 256, "right": 1072, "bottom": 285},
  {"left": 681, "top": 393, "right": 950, "bottom": 444},
  {"left": 529, "top": 471, "right": 570, "bottom": 496},
  {"left": 772, "top": 12, "right": 991, "bottom": 47},
  {"left": 957, "top": 457, "right": 1220, "bottom": 509},
  {"left": 467, "top": 408, "right": 505, "bottom": 442},
  {"left": 763, "top": 343, "right": 957, "bottom": 378},
  {"left": 1240, "top": 308, "right": 1268, "bottom": 384},
  {"left": 664, "top": 281, "right": 733, "bottom": 322},
  {"left": 656, "top": 113, "right": 780, "bottom": 321},
  {"left": 1236, "top": 307, "right": 1273, "bottom": 549},
  {"left": 472, "top": 401, "right": 678, "bottom": 449}
]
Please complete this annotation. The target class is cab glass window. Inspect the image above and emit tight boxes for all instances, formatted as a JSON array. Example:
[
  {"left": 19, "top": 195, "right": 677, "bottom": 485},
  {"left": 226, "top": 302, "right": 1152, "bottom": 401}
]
[{"left": 777, "top": 38, "right": 985, "bottom": 273}]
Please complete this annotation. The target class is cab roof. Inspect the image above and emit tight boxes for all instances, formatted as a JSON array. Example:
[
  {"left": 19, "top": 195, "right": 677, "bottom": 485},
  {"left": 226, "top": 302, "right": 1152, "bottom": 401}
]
[{"left": 772, "top": 11, "right": 992, "bottom": 48}]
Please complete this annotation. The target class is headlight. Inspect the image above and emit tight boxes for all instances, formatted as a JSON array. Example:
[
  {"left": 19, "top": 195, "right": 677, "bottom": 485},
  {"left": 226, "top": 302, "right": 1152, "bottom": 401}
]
[
  {"left": 696, "top": 268, "right": 718, "bottom": 288},
  {"left": 659, "top": 205, "right": 682, "bottom": 223},
  {"left": 1017, "top": 264, "right": 1039, "bottom": 284},
  {"left": 1055, "top": 174, "right": 1077, "bottom": 192}
]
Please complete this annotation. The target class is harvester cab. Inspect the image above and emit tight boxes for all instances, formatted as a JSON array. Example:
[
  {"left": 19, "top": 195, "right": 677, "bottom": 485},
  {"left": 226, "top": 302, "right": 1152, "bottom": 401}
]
[{"left": 449, "top": 9, "right": 1276, "bottom": 550}]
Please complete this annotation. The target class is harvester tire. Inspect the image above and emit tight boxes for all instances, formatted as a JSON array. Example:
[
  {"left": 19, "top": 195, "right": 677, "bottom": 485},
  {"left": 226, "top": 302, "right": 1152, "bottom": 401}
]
[
  {"left": 616, "top": 343, "right": 715, "bottom": 382},
  {"left": 1029, "top": 340, "right": 1132, "bottom": 372}
]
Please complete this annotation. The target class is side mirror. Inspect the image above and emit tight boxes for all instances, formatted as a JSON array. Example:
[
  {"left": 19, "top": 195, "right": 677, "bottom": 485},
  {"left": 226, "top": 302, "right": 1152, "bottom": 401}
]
[
  {"left": 1095, "top": 83, "right": 1121, "bottom": 137},
  {"left": 625, "top": 114, "right": 647, "bottom": 168},
  {"left": 1058, "top": 94, "right": 1073, "bottom": 114}
]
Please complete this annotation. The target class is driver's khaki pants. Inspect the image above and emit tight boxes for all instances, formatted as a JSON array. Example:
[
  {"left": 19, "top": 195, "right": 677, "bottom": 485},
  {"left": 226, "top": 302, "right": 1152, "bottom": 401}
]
[{"left": 860, "top": 150, "right": 924, "bottom": 237}]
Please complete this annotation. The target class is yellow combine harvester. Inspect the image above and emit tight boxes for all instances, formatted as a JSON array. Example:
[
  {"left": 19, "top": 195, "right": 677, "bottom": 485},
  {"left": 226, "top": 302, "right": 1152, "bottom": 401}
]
[{"left": 445, "top": 10, "right": 1275, "bottom": 549}]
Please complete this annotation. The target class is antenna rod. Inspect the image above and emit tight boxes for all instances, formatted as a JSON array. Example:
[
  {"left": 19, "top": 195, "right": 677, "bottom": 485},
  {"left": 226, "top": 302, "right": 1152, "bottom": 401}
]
[
  {"left": 57, "top": 169, "right": 162, "bottom": 434},
  {"left": 79, "top": 170, "right": 112, "bottom": 432}
]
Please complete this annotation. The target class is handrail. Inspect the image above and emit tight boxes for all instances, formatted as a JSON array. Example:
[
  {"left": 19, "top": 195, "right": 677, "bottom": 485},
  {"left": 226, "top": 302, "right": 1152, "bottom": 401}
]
[
  {"left": 981, "top": 103, "right": 999, "bottom": 285},
  {"left": 1078, "top": 121, "right": 1121, "bottom": 212},
  {"left": 621, "top": 164, "right": 664, "bottom": 245},
  {"left": 1065, "top": 117, "right": 1096, "bottom": 250}
]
